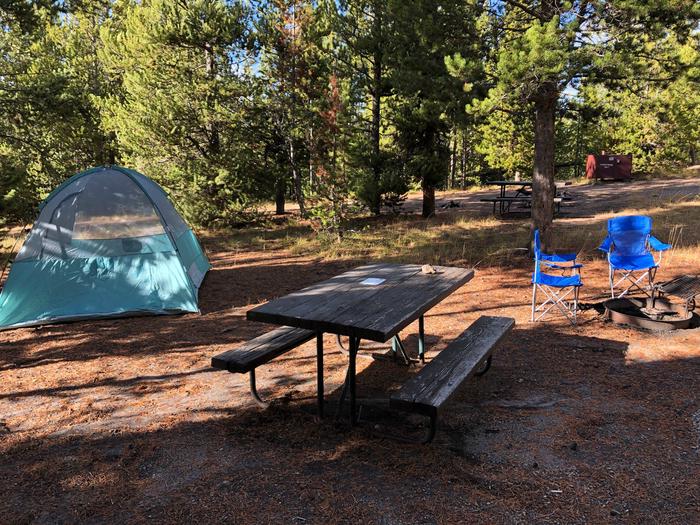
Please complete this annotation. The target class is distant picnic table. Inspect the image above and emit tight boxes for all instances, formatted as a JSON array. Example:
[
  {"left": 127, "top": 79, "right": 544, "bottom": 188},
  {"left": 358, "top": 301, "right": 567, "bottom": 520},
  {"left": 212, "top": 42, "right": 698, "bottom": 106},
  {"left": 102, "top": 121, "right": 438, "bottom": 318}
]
[
  {"left": 480, "top": 180, "right": 566, "bottom": 217},
  {"left": 246, "top": 263, "right": 474, "bottom": 424}
]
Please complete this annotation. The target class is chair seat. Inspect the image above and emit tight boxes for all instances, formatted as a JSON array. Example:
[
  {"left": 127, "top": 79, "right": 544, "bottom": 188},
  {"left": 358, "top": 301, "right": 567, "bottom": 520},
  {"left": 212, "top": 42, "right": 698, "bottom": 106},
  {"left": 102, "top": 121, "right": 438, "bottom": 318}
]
[
  {"left": 609, "top": 253, "right": 657, "bottom": 271},
  {"left": 532, "top": 272, "right": 582, "bottom": 287}
]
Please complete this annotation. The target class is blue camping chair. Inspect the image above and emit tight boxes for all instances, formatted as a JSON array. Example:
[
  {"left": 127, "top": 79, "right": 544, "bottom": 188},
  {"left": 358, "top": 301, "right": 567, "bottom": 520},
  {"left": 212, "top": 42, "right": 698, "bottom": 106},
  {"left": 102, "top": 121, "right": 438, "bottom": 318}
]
[
  {"left": 531, "top": 229, "right": 583, "bottom": 325},
  {"left": 598, "top": 215, "right": 670, "bottom": 298}
]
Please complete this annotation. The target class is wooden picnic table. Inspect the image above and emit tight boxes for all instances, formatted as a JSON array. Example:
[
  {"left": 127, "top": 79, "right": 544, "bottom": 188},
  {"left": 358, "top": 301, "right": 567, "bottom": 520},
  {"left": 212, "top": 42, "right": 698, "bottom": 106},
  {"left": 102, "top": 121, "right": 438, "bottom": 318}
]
[
  {"left": 483, "top": 181, "right": 533, "bottom": 215},
  {"left": 247, "top": 263, "right": 474, "bottom": 424},
  {"left": 486, "top": 180, "right": 533, "bottom": 199},
  {"left": 482, "top": 180, "right": 568, "bottom": 216}
]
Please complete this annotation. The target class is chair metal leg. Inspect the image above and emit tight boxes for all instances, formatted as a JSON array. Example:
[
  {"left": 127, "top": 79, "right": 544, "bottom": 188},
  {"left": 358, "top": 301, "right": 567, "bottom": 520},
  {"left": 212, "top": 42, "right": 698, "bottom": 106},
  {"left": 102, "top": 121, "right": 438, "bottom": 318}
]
[
  {"left": 531, "top": 283, "right": 537, "bottom": 322},
  {"left": 533, "top": 284, "right": 580, "bottom": 325},
  {"left": 610, "top": 267, "right": 615, "bottom": 298}
]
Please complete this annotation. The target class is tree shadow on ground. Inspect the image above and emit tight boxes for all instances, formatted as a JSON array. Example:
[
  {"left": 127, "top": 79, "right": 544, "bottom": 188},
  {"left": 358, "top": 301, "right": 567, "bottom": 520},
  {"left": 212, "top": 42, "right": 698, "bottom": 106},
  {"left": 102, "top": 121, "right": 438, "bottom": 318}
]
[
  {"left": 2, "top": 324, "right": 699, "bottom": 523},
  {"left": 0, "top": 258, "right": 364, "bottom": 371}
]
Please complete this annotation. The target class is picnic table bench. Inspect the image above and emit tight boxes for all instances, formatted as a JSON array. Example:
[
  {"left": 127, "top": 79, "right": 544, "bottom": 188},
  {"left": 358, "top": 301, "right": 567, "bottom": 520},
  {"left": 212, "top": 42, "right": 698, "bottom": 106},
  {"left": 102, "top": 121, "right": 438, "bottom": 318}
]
[
  {"left": 390, "top": 316, "right": 514, "bottom": 443},
  {"left": 479, "top": 196, "right": 562, "bottom": 216},
  {"left": 211, "top": 326, "right": 315, "bottom": 405}
]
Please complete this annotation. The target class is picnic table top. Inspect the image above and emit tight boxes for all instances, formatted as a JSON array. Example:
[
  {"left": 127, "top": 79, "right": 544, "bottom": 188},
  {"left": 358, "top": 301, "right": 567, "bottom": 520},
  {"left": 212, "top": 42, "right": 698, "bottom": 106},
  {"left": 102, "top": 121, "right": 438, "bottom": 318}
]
[
  {"left": 486, "top": 180, "right": 533, "bottom": 186},
  {"left": 485, "top": 180, "right": 570, "bottom": 187},
  {"left": 247, "top": 263, "right": 474, "bottom": 342}
]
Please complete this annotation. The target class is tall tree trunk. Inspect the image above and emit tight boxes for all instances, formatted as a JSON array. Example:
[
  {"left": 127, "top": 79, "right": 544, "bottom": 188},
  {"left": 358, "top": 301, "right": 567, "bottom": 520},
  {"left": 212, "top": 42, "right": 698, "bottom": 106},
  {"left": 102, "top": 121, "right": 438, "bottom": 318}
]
[
  {"left": 288, "top": 138, "right": 305, "bottom": 217},
  {"left": 369, "top": 3, "right": 383, "bottom": 215},
  {"left": 449, "top": 133, "right": 457, "bottom": 189},
  {"left": 308, "top": 126, "right": 314, "bottom": 187},
  {"left": 204, "top": 46, "right": 220, "bottom": 155},
  {"left": 422, "top": 180, "right": 435, "bottom": 218},
  {"left": 461, "top": 133, "right": 466, "bottom": 189},
  {"left": 275, "top": 178, "right": 286, "bottom": 215},
  {"left": 532, "top": 84, "right": 557, "bottom": 249}
]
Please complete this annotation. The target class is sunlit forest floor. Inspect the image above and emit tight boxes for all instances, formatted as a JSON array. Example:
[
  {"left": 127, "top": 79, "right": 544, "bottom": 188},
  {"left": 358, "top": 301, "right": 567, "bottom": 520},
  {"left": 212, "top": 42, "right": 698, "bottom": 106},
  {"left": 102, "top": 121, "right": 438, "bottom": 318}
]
[{"left": 1, "top": 178, "right": 700, "bottom": 523}]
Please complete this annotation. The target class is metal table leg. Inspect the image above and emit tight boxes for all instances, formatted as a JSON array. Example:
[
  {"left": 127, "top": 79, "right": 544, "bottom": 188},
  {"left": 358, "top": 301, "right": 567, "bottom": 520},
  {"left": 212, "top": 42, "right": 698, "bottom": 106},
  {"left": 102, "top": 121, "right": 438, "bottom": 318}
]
[
  {"left": 349, "top": 336, "right": 359, "bottom": 426},
  {"left": 418, "top": 315, "right": 425, "bottom": 363},
  {"left": 317, "top": 332, "right": 324, "bottom": 418}
]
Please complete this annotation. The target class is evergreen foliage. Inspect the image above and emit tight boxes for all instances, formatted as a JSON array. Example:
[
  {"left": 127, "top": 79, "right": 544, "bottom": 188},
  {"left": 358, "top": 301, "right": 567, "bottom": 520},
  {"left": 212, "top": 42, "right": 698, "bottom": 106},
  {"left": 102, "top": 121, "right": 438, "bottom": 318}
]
[{"left": 0, "top": 0, "right": 698, "bottom": 233}]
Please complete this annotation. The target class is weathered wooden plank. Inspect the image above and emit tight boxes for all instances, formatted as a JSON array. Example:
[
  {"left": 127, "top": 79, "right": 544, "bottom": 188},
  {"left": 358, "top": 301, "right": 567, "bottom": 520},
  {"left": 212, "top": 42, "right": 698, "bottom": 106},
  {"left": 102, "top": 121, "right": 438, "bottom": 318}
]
[
  {"left": 352, "top": 266, "right": 474, "bottom": 341},
  {"left": 268, "top": 264, "right": 421, "bottom": 321},
  {"left": 248, "top": 263, "right": 391, "bottom": 317},
  {"left": 247, "top": 263, "right": 416, "bottom": 329},
  {"left": 390, "top": 316, "right": 515, "bottom": 417},
  {"left": 211, "top": 326, "right": 315, "bottom": 373},
  {"left": 248, "top": 264, "right": 424, "bottom": 340},
  {"left": 247, "top": 264, "right": 473, "bottom": 342}
]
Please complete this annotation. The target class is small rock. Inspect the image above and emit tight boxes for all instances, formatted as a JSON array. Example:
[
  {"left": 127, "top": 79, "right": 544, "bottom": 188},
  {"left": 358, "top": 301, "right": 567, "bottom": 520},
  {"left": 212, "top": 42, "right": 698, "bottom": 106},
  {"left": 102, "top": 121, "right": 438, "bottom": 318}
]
[
  {"left": 532, "top": 462, "right": 539, "bottom": 469},
  {"left": 569, "top": 442, "right": 578, "bottom": 451}
]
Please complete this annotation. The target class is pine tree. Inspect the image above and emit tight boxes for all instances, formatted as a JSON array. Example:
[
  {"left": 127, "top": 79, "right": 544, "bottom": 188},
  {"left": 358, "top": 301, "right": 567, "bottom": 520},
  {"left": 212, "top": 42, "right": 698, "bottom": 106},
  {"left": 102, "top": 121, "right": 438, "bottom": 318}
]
[
  {"left": 0, "top": 1, "right": 115, "bottom": 220},
  {"left": 329, "top": 0, "right": 391, "bottom": 215},
  {"left": 471, "top": 0, "right": 700, "bottom": 246},
  {"left": 388, "top": 0, "right": 479, "bottom": 218},
  {"left": 99, "top": 0, "right": 256, "bottom": 225}
]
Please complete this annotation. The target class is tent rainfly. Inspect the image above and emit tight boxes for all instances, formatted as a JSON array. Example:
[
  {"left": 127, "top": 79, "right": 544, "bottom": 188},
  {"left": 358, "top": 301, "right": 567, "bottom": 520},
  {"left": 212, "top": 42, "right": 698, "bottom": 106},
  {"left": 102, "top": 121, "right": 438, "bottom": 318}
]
[{"left": 0, "top": 166, "right": 210, "bottom": 330}]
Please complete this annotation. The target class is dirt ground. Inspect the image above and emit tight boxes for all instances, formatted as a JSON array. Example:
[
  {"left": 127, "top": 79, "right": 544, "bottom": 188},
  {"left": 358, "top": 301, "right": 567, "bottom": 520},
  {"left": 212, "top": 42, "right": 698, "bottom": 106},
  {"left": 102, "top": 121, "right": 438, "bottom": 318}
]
[{"left": 2, "top": 180, "right": 700, "bottom": 524}]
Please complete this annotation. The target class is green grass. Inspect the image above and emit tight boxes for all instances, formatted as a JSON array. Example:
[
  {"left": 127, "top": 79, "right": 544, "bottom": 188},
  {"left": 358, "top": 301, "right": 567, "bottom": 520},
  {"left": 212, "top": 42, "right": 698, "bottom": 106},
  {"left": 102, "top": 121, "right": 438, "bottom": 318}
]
[
  {"left": 3, "top": 184, "right": 700, "bottom": 274},
  {"left": 202, "top": 191, "right": 700, "bottom": 270}
]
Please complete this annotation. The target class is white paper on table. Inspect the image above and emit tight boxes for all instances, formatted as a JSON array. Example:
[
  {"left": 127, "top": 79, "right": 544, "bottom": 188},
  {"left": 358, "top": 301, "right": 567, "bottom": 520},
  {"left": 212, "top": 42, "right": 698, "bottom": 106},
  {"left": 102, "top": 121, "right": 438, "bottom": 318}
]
[{"left": 360, "top": 277, "right": 386, "bottom": 286}]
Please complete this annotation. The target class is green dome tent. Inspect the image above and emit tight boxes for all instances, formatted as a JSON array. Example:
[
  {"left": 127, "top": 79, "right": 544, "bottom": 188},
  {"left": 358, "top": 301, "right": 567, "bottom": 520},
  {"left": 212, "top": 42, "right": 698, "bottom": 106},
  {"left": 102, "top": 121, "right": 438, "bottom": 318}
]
[{"left": 0, "top": 166, "right": 210, "bottom": 330}]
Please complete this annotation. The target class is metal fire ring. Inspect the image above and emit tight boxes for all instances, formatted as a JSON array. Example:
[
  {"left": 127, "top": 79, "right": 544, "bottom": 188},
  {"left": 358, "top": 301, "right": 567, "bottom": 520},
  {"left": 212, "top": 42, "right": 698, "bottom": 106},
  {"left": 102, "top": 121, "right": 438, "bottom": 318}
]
[{"left": 604, "top": 297, "right": 693, "bottom": 331}]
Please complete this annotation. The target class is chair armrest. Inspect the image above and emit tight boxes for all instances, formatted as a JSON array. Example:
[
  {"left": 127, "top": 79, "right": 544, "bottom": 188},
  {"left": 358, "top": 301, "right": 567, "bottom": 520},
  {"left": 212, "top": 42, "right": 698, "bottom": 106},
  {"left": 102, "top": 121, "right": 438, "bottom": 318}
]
[
  {"left": 649, "top": 235, "right": 671, "bottom": 252},
  {"left": 598, "top": 236, "right": 612, "bottom": 253},
  {"left": 540, "top": 252, "right": 577, "bottom": 263}
]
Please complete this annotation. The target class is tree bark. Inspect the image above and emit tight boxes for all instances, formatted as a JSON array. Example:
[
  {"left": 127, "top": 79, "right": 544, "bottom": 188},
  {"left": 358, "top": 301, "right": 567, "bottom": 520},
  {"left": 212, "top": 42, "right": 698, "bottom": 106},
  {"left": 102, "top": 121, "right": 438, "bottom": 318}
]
[
  {"left": 422, "top": 180, "right": 435, "bottom": 218},
  {"left": 461, "top": 133, "right": 467, "bottom": 188},
  {"left": 369, "top": 2, "right": 383, "bottom": 215},
  {"left": 532, "top": 84, "right": 557, "bottom": 250},
  {"left": 288, "top": 138, "right": 305, "bottom": 217},
  {"left": 204, "top": 46, "right": 220, "bottom": 155},
  {"left": 449, "top": 133, "right": 457, "bottom": 189},
  {"left": 275, "top": 178, "right": 286, "bottom": 215}
]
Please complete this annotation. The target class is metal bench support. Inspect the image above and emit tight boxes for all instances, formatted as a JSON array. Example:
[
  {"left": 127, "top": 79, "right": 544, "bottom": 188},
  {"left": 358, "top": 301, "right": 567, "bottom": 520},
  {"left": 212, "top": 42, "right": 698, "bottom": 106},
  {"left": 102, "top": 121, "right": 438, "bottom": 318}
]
[{"left": 249, "top": 370, "right": 268, "bottom": 407}]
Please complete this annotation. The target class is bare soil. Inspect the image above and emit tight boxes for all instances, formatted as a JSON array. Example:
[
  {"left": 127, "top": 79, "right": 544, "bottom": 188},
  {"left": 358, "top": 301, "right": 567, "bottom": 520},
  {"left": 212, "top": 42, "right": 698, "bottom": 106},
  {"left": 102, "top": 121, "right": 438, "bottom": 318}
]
[{"left": 1, "top": 179, "right": 700, "bottom": 524}]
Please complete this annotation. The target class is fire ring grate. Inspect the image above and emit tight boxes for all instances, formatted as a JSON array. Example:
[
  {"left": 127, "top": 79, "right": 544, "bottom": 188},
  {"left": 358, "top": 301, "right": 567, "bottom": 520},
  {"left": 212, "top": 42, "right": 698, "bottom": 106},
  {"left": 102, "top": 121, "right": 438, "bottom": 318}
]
[{"left": 604, "top": 297, "right": 693, "bottom": 331}]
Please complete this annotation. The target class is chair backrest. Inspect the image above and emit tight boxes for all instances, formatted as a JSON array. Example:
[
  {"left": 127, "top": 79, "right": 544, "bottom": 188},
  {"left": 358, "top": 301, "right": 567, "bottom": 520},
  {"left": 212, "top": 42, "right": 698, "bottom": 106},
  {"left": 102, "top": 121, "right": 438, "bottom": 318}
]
[
  {"left": 533, "top": 228, "right": 542, "bottom": 259},
  {"left": 607, "top": 215, "right": 652, "bottom": 256},
  {"left": 533, "top": 229, "right": 542, "bottom": 278}
]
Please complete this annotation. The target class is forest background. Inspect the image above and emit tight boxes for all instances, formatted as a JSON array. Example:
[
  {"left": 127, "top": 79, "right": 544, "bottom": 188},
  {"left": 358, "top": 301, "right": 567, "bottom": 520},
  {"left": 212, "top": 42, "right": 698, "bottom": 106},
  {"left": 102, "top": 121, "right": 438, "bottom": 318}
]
[{"left": 1, "top": 0, "right": 698, "bottom": 238}]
